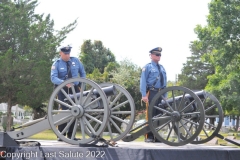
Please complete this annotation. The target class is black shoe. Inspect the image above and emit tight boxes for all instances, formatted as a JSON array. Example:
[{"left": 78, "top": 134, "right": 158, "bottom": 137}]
[
  {"left": 145, "top": 138, "right": 154, "bottom": 143},
  {"left": 67, "top": 137, "right": 80, "bottom": 141},
  {"left": 57, "top": 138, "right": 63, "bottom": 141},
  {"left": 155, "top": 139, "right": 162, "bottom": 143}
]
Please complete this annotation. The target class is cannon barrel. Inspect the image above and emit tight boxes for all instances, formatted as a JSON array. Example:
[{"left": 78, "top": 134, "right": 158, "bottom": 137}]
[
  {"left": 65, "top": 85, "right": 116, "bottom": 100},
  {"left": 158, "top": 90, "right": 206, "bottom": 110},
  {"left": 186, "top": 90, "right": 206, "bottom": 101},
  {"left": 92, "top": 85, "right": 117, "bottom": 97}
]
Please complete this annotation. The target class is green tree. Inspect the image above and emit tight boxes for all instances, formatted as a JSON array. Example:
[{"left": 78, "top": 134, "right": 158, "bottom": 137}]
[
  {"left": 0, "top": 0, "right": 77, "bottom": 130},
  {"left": 103, "top": 62, "right": 120, "bottom": 81},
  {"left": 86, "top": 62, "right": 120, "bottom": 83},
  {"left": 87, "top": 68, "right": 105, "bottom": 84},
  {"left": 178, "top": 41, "right": 214, "bottom": 90},
  {"left": 110, "top": 59, "right": 142, "bottom": 111},
  {"left": 80, "top": 40, "right": 116, "bottom": 74},
  {"left": 194, "top": 0, "right": 240, "bottom": 130},
  {"left": 104, "top": 62, "right": 119, "bottom": 73}
]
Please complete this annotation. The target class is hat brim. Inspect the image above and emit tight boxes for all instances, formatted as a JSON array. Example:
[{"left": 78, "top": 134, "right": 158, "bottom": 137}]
[
  {"left": 62, "top": 51, "right": 71, "bottom": 54},
  {"left": 150, "top": 50, "right": 161, "bottom": 53}
]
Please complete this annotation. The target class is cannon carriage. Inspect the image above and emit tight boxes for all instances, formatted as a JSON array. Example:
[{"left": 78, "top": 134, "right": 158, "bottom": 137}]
[{"left": 2, "top": 77, "right": 225, "bottom": 147}]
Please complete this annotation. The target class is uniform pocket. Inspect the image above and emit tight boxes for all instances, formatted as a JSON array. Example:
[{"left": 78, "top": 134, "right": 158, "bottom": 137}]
[
  {"left": 149, "top": 70, "right": 158, "bottom": 78},
  {"left": 70, "top": 64, "right": 79, "bottom": 77},
  {"left": 71, "top": 65, "right": 79, "bottom": 70},
  {"left": 59, "top": 68, "right": 67, "bottom": 79}
]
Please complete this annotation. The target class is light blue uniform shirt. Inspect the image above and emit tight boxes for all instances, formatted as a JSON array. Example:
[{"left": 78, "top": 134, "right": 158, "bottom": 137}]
[
  {"left": 140, "top": 61, "right": 167, "bottom": 97},
  {"left": 50, "top": 57, "right": 86, "bottom": 85}
]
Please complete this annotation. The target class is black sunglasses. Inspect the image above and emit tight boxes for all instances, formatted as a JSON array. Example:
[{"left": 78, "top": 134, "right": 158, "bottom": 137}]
[{"left": 153, "top": 53, "right": 161, "bottom": 56}]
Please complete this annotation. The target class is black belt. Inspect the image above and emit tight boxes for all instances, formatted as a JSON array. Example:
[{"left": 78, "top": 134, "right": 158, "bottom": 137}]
[
  {"left": 54, "top": 84, "right": 79, "bottom": 91},
  {"left": 149, "top": 87, "right": 162, "bottom": 92}
]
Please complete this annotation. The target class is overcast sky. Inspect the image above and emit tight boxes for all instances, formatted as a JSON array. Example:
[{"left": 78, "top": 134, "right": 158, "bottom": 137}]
[{"left": 35, "top": 0, "right": 210, "bottom": 81}]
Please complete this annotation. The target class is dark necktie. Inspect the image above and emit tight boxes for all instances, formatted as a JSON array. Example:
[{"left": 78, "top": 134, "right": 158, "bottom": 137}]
[
  {"left": 66, "top": 61, "right": 72, "bottom": 79},
  {"left": 157, "top": 64, "right": 164, "bottom": 86}
]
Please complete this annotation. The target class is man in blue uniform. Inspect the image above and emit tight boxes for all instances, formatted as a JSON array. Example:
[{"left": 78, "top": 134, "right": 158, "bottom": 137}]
[
  {"left": 140, "top": 47, "right": 167, "bottom": 143},
  {"left": 50, "top": 45, "right": 86, "bottom": 141}
]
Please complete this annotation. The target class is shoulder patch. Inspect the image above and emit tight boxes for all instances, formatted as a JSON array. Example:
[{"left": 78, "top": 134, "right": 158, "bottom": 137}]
[
  {"left": 142, "top": 68, "right": 146, "bottom": 72},
  {"left": 51, "top": 66, "right": 55, "bottom": 70}
]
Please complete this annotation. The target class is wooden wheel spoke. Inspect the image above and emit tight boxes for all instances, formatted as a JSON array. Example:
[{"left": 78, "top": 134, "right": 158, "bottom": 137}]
[
  {"left": 162, "top": 95, "right": 174, "bottom": 112},
  {"left": 52, "top": 110, "right": 71, "bottom": 114},
  {"left": 84, "top": 113, "right": 102, "bottom": 124},
  {"left": 111, "top": 100, "right": 129, "bottom": 110},
  {"left": 82, "top": 87, "right": 93, "bottom": 106},
  {"left": 110, "top": 118, "right": 123, "bottom": 134},
  {"left": 61, "top": 117, "right": 75, "bottom": 135},
  {"left": 180, "top": 120, "right": 192, "bottom": 137},
  {"left": 83, "top": 116, "right": 96, "bottom": 135},
  {"left": 60, "top": 88, "right": 76, "bottom": 106},
  {"left": 178, "top": 92, "right": 186, "bottom": 110},
  {"left": 109, "top": 92, "right": 122, "bottom": 108},
  {"left": 84, "top": 97, "right": 102, "bottom": 109},
  {"left": 111, "top": 111, "right": 131, "bottom": 114},
  {"left": 54, "top": 115, "right": 72, "bottom": 126},
  {"left": 154, "top": 105, "right": 172, "bottom": 115},
  {"left": 205, "top": 104, "right": 216, "bottom": 112},
  {"left": 179, "top": 100, "right": 196, "bottom": 113},
  {"left": 54, "top": 98, "right": 72, "bottom": 109},
  {"left": 78, "top": 83, "right": 86, "bottom": 105},
  {"left": 79, "top": 118, "right": 86, "bottom": 139}
]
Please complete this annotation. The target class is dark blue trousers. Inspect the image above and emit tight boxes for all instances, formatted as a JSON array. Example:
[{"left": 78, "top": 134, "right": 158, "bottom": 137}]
[
  {"left": 146, "top": 90, "right": 162, "bottom": 139},
  {"left": 57, "top": 86, "right": 80, "bottom": 138}
]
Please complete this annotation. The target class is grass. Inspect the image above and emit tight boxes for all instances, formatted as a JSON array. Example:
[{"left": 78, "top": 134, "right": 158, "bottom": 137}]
[{"left": 28, "top": 129, "right": 58, "bottom": 140}]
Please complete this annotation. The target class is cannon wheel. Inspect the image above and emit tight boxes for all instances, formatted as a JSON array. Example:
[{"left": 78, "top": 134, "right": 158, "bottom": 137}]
[
  {"left": 48, "top": 78, "right": 109, "bottom": 145},
  {"left": 148, "top": 86, "right": 205, "bottom": 146},
  {"left": 191, "top": 91, "right": 223, "bottom": 144},
  {"left": 86, "top": 83, "right": 135, "bottom": 142}
]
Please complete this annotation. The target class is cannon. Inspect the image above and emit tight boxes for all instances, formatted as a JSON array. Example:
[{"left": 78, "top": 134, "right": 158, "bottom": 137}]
[
  {"left": 122, "top": 87, "right": 224, "bottom": 146},
  {"left": 157, "top": 89, "right": 223, "bottom": 143},
  {"left": 0, "top": 78, "right": 227, "bottom": 147},
  {"left": 2, "top": 78, "right": 136, "bottom": 146}
]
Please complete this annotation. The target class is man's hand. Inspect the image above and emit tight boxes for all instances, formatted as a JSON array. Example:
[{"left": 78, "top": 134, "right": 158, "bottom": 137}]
[
  {"left": 66, "top": 83, "right": 74, "bottom": 88},
  {"left": 142, "top": 96, "right": 149, "bottom": 103}
]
